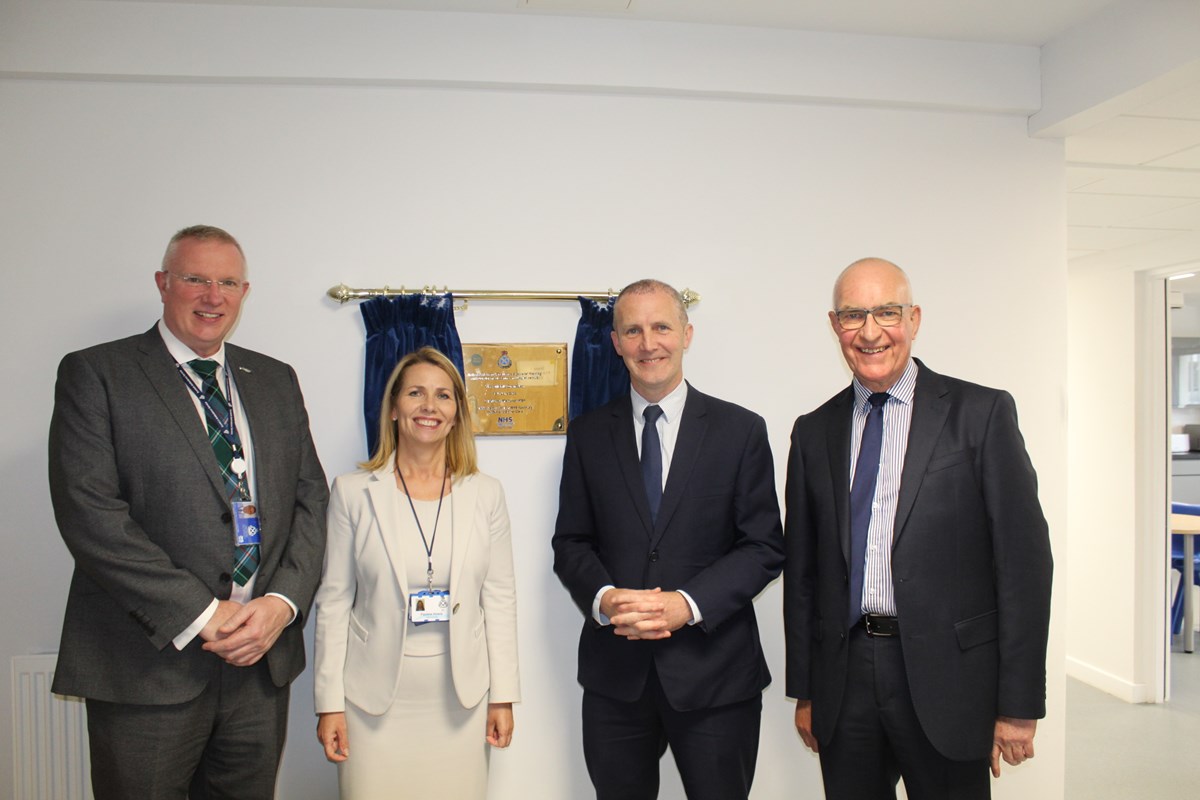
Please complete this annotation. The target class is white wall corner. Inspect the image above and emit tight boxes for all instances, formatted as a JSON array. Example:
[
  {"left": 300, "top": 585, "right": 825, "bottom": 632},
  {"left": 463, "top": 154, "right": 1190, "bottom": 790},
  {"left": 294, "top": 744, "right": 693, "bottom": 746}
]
[{"left": 1031, "top": 0, "right": 1200, "bottom": 138}]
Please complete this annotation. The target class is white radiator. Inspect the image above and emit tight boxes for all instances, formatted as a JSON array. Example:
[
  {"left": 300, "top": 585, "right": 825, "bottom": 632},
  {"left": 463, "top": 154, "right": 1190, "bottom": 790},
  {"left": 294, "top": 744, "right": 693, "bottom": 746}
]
[{"left": 11, "top": 654, "right": 92, "bottom": 800}]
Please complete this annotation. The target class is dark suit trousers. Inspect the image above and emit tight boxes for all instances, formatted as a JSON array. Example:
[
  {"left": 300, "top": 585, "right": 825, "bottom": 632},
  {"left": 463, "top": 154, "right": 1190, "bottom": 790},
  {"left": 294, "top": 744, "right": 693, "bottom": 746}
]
[
  {"left": 86, "top": 660, "right": 288, "bottom": 800},
  {"left": 582, "top": 662, "right": 761, "bottom": 800},
  {"left": 819, "top": 626, "right": 989, "bottom": 800}
]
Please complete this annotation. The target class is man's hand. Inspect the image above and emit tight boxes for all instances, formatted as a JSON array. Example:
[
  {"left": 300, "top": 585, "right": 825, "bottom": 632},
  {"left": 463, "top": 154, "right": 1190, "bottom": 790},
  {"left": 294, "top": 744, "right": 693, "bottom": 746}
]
[
  {"left": 991, "top": 716, "right": 1037, "bottom": 777},
  {"left": 201, "top": 595, "right": 291, "bottom": 666},
  {"left": 317, "top": 712, "right": 350, "bottom": 763},
  {"left": 199, "top": 600, "right": 243, "bottom": 643},
  {"left": 603, "top": 587, "right": 693, "bottom": 640},
  {"left": 794, "top": 700, "right": 819, "bottom": 753}
]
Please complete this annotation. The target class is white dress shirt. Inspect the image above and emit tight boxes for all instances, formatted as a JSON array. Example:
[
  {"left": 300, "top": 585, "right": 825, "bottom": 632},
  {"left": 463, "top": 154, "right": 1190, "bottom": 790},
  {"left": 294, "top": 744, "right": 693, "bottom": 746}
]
[{"left": 848, "top": 358, "right": 918, "bottom": 618}]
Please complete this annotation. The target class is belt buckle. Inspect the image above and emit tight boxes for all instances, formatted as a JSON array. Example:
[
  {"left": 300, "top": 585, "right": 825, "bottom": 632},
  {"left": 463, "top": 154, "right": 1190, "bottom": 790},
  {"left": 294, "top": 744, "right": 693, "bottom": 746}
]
[{"left": 864, "top": 615, "right": 896, "bottom": 637}]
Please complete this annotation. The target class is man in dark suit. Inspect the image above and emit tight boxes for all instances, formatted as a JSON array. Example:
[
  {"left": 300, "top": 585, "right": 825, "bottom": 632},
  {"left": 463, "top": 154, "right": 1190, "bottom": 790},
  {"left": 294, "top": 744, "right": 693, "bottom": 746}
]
[
  {"left": 553, "top": 279, "right": 784, "bottom": 800},
  {"left": 48, "top": 225, "right": 329, "bottom": 799},
  {"left": 784, "top": 258, "right": 1052, "bottom": 799}
]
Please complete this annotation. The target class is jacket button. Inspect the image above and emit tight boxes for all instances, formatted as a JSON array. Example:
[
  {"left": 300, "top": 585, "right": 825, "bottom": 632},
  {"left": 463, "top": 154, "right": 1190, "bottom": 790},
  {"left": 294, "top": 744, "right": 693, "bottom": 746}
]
[
  {"left": 221, "top": 512, "right": 232, "bottom": 524},
  {"left": 648, "top": 550, "right": 659, "bottom": 562},
  {"left": 219, "top": 572, "right": 231, "bottom": 584}
]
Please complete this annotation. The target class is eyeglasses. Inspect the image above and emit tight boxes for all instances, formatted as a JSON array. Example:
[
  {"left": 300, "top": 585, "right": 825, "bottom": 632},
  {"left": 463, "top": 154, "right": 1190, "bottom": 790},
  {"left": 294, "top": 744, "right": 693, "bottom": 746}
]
[
  {"left": 164, "top": 271, "right": 245, "bottom": 295},
  {"left": 833, "top": 304, "right": 911, "bottom": 330}
]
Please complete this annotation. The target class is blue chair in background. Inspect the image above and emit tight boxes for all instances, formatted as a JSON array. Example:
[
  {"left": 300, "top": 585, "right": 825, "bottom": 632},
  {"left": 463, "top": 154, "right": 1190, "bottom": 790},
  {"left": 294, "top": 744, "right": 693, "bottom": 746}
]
[{"left": 1171, "top": 502, "right": 1200, "bottom": 635}]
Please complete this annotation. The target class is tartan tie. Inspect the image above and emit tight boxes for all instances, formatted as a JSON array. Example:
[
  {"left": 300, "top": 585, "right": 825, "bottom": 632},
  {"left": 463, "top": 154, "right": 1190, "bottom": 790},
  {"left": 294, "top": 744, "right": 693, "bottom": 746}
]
[{"left": 188, "top": 359, "right": 259, "bottom": 586}]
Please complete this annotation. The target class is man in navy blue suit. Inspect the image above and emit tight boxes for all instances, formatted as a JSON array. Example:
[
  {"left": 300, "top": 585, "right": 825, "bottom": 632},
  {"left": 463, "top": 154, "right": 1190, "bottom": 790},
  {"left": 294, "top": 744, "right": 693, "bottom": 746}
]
[
  {"left": 784, "top": 258, "right": 1052, "bottom": 799},
  {"left": 553, "top": 279, "right": 784, "bottom": 800}
]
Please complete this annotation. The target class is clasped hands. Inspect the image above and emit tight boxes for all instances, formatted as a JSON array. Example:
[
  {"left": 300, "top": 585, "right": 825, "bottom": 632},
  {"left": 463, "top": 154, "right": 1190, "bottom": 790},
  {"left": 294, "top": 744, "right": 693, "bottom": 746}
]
[
  {"left": 601, "top": 587, "right": 692, "bottom": 640},
  {"left": 199, "top": 596, "right": 291, "bottom": 667}
]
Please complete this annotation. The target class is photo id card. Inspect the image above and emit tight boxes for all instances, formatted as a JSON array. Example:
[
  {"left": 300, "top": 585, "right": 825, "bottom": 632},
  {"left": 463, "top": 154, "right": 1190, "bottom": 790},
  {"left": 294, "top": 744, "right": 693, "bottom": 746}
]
[
  {"left": 232, "top": 500, "right": 262, "bottom": 546},
  {"left": 409, "top": 589, "right": 451, "bottom": 625}
]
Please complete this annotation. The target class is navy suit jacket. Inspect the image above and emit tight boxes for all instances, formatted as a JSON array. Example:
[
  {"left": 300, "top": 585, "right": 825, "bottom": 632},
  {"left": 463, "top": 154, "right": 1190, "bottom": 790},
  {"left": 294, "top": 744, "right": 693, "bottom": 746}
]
[
  {"left": 552, "top": 383, "right": 784, "bottom": 712},
  {"left": 49, "top": 326, "right": 329, "bottom": 704},
  {"left": 783, "top": 360, "right": 1052, "bottom": 760}
]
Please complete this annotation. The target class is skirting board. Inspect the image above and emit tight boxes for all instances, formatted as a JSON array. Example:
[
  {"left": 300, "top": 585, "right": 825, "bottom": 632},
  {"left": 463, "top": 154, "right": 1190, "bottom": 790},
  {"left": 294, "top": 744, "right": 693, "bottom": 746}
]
[{"left": 1066, "top": 656, "right": 1152, "bottom": 703}]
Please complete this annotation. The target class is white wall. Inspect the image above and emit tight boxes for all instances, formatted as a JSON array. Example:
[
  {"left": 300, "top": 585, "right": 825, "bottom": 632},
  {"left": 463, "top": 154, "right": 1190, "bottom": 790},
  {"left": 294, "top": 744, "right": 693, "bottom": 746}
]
[
  {"left": 0, "top": 4, "right": 1067, "bottom": 798},
  {"left": 1066, "top": 266, "right": 1142, "bottom": 695}
]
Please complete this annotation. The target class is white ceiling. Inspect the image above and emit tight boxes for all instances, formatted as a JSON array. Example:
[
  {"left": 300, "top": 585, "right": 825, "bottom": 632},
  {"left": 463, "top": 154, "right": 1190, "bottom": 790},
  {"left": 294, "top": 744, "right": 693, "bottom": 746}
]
[
  {"left": 93, "top": 0, "right": 1120, "bottom": 45},
  {"left": 96, "top": 0, "right": 1200, "bottom": 276},
  {"left": 1066, "top": 81, "right": 1200, "bottom": 277}
]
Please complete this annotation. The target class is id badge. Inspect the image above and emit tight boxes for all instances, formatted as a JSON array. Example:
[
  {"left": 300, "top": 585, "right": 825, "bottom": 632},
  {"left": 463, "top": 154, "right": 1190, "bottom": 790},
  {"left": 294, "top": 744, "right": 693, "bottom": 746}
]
[
  {"left": 409, "top": 589, "right": 451, "bottom": 625},
  {"left": 232, "top": 500, "right": 262, "bottom": 546}
]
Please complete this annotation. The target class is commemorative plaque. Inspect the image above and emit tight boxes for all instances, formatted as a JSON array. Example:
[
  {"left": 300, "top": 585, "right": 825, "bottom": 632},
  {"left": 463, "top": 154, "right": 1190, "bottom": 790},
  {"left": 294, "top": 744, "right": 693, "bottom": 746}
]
[{"left": 463, "top": 344, "right": 568, "bottom": 435}]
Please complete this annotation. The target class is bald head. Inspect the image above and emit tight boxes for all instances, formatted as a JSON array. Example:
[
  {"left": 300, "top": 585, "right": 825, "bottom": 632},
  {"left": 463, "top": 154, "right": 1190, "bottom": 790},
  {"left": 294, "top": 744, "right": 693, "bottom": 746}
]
[
  {"left": 832, "top": 258, "right": 912, "bottom": 311},
  {"left": 829, "top": 256, "right": 921, "bottom": 393}
]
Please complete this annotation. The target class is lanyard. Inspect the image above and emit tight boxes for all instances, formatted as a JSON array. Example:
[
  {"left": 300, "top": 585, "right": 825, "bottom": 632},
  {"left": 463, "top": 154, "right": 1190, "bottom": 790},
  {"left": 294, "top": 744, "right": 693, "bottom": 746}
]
[
  {"left": 397, "top": 468, "right": 448, "bottom": 593},
  {"left": 176, "top": 361, "right": 239, "bottom": 441},
  {"left": 177, "top": 361, "right": 251, "bottom": 499}
]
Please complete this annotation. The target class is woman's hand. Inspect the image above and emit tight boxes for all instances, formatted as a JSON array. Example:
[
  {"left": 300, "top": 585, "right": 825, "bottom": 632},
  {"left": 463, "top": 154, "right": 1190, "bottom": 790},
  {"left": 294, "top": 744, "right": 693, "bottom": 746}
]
[
  {"left": 485, "top": 702, "right": 514, "bottom": 748},
  {"left": 317, "top": 711, "right": 350, "bottom": 763}
]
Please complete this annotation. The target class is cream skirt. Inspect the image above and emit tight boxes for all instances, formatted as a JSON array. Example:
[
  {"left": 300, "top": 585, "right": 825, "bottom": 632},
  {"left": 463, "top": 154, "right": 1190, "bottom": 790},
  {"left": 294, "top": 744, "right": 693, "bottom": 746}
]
[{"left": 338, "top": 653, "right": 489, "bottom": 800}]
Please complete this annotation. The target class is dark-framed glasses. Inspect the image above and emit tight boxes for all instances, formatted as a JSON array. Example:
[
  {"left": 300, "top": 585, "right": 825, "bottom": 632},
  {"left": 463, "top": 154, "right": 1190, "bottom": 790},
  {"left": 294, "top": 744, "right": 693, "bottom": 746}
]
[
  {"left": 834, "top": 304, "right": 911, "bottom": 330},
  {"left": 164, "top": 271, "right": 245, "bottom": 295}
]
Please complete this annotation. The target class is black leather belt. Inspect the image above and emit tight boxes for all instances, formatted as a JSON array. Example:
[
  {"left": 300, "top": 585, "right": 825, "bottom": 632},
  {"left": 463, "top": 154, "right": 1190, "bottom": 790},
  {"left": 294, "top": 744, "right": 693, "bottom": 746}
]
[{"left": 860, "top": 614, "right": 900, "bottom": 637}]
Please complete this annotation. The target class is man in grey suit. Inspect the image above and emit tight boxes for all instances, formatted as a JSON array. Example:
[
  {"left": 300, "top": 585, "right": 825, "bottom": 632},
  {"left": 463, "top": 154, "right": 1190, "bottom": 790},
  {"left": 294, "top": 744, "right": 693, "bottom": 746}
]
[
  {"left": 784, "top": 258, "right": 1052, "bottom": 799},
  {"left": 48, "top": 225, "right": 329, "bottom": 799}
]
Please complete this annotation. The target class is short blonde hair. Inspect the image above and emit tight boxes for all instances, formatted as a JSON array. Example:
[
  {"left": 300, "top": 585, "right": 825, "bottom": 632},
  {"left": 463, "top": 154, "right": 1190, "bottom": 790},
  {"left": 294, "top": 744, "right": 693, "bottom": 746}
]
[
  {"left": 614, "top": 279, "right": 688, "bottom": 328},
  {"left": 361, "top": 346, "right": 478, "bottom": 476}
]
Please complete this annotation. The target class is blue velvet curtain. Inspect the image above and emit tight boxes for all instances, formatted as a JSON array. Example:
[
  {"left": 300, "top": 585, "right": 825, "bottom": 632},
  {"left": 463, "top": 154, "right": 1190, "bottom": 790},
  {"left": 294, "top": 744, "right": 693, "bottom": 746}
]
[
  {"left": 569, "top": 296, "right": 629, "bottom": 421},
  {"left": 361, "top": 294, "right": 464, "bottom": 456}
]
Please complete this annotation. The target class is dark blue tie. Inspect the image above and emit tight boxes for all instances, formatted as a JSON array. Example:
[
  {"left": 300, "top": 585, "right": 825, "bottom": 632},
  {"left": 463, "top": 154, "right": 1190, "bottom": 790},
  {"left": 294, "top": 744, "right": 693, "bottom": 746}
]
[
  {"left": 848, "top": 392, "right": 889, "bottom": 629},
  {"left": 642, "top": 405, "right": 664, "bottom": 522}
]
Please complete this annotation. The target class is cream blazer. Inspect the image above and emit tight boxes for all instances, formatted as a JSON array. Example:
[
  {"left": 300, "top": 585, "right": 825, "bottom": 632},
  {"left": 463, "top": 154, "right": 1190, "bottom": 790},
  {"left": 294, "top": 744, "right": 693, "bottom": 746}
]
[{"left": 314, "top": 467, "right": 520, "bottom": 715}]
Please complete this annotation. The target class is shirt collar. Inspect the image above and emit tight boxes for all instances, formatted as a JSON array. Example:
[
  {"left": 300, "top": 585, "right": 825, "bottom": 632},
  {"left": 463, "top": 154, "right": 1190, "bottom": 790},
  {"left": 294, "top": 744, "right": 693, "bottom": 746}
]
[
  {"left": 631, "top": 380, "right": 688, "bottom": 424},
  {"left": 852, "top": 358, "right": 918, "bottom": 410},
  {"left": 157, "top": 319, "right": 227, "bottom": 368}
]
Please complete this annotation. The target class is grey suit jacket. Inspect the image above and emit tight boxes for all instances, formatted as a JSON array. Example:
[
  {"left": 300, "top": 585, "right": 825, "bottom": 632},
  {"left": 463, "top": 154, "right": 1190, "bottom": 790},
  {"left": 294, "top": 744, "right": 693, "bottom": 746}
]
[
  {"left": 783, "top": 360, "right": 1052, "bottom": 760},
  {"left": 49, "top": 325, "right": 328, "bottom": 704}
]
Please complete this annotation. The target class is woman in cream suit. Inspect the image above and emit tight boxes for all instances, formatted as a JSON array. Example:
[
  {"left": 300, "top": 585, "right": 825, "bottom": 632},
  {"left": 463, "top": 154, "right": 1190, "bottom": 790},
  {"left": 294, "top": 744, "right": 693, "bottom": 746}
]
[{"left": 314, "top": 347, "right": 520, "bottom": 799}]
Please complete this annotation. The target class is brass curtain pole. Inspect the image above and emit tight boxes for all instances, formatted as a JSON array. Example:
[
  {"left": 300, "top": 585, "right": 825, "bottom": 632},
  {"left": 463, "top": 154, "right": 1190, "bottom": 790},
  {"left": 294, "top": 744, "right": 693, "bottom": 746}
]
[{"left": 326, "top": 284, "right": 701, "bottom": 308}]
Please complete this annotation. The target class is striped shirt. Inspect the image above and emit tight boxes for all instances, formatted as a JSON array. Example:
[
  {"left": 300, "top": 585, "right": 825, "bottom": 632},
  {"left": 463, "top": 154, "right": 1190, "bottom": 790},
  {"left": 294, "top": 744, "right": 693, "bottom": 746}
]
[{"left": 849, "top": 358, "right": 918, "bottom": 617}]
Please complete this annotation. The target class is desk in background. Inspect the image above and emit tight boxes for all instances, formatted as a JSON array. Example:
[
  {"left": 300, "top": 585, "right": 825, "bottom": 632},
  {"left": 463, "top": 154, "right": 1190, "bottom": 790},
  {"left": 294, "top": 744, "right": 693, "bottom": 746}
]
[{"left": 1172, "top": 512, "right": 1200, "bottom": 653}]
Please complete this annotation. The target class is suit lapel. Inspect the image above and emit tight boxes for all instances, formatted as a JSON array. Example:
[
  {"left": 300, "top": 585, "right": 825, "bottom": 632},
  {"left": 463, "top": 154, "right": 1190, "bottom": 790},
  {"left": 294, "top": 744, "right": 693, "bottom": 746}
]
[
  {"left": 136, "top": 328, "right": 228, "bottom": 503},
  {"left": 652, "top": 387, "right": 706, "bottom": 547},
  {"left": 826, "top": 387, "right": 855, "bottom": 566},
  {"left": 367, "top": 465, "right": 411, "bottom": 601},
  {"left": 448, "top": 474, "right": 479, "bottom": 601},
  {"left": 610, "top": 396, "right": 656, "bottom": 536},
  {"left": 893, "top": 363, "right": 950, "bottom": 546}
]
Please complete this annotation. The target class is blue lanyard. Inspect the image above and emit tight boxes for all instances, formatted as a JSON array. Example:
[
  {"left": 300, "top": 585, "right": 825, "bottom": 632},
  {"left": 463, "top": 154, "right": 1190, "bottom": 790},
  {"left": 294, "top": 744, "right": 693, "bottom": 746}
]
[
  {"left": 177, "top": 360, "right": 251, "bottom": 499},
  {"left": 176, "top": 361, "right": 240, "bottom": 442},
  {"left": 397, "top": 467, "right": 448, "bottom": 593}
]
